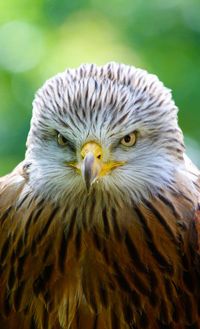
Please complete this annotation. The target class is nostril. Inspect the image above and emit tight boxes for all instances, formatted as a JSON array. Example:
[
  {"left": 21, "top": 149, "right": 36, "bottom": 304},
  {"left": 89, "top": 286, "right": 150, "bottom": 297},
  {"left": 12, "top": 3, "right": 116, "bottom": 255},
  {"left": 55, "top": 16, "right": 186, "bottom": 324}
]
[{"left": 97, "top": 154, "right": 101, "bottom": 159}]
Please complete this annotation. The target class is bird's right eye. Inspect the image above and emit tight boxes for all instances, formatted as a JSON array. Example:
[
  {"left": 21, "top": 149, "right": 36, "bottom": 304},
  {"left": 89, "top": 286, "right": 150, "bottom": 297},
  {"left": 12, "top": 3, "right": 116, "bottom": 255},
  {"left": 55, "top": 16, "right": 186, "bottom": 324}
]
[{"left": 57, "top": 133, "right": 68, "bottom": 146}]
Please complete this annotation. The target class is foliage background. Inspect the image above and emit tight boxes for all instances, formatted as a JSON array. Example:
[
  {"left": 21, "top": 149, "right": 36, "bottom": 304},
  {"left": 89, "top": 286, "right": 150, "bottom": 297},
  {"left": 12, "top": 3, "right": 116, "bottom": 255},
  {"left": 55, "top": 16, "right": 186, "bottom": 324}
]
[{"left": 0, "top": 0, "right": 200, "bottom": 175}]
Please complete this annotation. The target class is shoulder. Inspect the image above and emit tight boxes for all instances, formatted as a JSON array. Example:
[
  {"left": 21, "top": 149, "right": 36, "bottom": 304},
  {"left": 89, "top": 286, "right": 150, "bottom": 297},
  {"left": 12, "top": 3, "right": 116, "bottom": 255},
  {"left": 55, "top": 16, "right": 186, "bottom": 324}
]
[
  {"left": 180, "top": 153, "right": 200, "bottom": 203},
  {"left": 0, "top": 161, "right": 28, "bottom": 210},
  {"left": 184, "top": 153, "right": 200, "bottom": 258},
  {"left": 183, "top": 153, "right": 200, "bottom": 183}
]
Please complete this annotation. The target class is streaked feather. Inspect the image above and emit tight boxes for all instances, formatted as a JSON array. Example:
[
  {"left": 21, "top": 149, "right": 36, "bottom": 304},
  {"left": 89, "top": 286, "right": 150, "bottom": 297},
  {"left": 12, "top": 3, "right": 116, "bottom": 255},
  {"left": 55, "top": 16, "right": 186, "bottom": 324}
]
[
  {"left": 0, "top": 162, "right": 199, "bottom": 328},
  {"left": 0, "top": 62, "right": 199, "bottom": 328}
]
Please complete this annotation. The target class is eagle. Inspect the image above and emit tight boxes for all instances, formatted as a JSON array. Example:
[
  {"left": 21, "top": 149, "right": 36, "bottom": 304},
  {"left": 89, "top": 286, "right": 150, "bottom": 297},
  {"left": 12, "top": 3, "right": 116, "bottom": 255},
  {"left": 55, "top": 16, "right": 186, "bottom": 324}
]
[{"left": 0, "top": 62, "right": 199, "bottom": 329}]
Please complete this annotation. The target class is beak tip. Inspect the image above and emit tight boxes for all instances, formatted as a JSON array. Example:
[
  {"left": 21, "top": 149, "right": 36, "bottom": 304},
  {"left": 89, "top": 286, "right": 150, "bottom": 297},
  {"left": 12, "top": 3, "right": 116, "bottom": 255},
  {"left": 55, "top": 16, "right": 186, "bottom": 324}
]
[{"left": 82, "top": 152, "right": 97, "bottom": 191}]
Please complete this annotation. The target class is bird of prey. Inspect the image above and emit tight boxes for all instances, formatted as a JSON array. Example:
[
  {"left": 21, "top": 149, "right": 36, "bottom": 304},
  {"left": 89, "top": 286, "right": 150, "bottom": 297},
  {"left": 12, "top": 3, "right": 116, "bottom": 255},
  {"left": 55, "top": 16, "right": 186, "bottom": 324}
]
[{"left": 0, "top": 62, "right": 199, "bottom": 329}]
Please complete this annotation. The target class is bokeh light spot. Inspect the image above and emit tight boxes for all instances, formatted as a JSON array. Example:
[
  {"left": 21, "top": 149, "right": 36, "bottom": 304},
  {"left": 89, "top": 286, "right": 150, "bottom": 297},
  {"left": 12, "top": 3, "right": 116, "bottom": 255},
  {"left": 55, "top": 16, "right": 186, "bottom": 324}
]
[{"left": 0, "top": 21, "right": 45, "bottom": 73}]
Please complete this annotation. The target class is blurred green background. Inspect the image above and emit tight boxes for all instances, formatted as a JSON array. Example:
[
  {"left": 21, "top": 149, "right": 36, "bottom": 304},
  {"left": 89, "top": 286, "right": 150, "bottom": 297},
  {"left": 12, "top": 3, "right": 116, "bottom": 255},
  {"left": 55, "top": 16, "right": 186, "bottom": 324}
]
[{"left": 0, "top": 0, "right": 200, "bottom": 176}]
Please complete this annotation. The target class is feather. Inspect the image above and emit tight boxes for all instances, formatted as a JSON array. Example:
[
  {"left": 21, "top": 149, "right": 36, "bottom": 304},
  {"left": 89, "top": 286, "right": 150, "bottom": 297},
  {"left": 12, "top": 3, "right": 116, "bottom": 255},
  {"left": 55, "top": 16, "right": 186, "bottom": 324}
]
[{"left": 0, "top": 62, "right": 199, "bottom": 328}]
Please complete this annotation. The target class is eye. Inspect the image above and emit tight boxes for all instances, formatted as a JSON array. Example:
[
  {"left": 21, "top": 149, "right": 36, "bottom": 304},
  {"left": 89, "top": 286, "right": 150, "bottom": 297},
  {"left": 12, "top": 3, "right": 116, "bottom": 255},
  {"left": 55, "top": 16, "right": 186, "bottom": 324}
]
[
  {"left": 57, "top": 133, "right": 68, "bottom": 146},
  {"left": 120, "top": 132, "right": 137, "bottom": 147}
]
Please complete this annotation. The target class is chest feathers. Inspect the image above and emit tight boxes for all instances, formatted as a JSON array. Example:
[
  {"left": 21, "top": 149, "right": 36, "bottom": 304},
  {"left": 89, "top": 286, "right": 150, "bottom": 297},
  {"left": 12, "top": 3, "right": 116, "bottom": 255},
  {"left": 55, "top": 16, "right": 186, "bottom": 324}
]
[{"left": 0, "top": 188, "right": 199, "bottom": 329}]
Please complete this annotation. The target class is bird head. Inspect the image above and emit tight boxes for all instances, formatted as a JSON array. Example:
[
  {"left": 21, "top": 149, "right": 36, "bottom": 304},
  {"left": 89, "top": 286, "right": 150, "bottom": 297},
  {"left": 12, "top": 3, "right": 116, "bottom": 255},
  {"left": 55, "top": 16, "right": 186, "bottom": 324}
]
[{"left": 25, "top": 62, "right": 185, "bottom": 204}]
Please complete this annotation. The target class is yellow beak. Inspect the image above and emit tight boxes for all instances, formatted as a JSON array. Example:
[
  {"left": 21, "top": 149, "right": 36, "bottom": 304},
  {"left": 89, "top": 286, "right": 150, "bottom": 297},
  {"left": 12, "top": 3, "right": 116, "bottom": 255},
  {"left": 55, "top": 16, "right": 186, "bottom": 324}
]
[{"left": 79, "top": 142, "right": 124, "bottom": 190}]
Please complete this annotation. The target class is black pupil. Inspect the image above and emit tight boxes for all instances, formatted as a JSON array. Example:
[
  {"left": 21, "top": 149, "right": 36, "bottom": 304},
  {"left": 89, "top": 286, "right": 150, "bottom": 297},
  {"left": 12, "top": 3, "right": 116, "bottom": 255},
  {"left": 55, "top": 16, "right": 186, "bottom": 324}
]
[
  {"left": 62, "top": 136, "right": 67, "bottom": 143},
  {"left": 124, "top": 135, "right": 131, "bottom": 143}
]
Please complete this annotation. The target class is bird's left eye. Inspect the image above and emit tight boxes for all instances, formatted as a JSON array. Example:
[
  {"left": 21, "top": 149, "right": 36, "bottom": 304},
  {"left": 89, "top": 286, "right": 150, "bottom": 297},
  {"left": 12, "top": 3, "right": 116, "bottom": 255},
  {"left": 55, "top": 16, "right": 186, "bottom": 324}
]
[
  {"left": 57, "top": 133, "right": 68, "bottom": 146},
  {"left": 120, "top": 132, "right": 137, "bottom": 147}
]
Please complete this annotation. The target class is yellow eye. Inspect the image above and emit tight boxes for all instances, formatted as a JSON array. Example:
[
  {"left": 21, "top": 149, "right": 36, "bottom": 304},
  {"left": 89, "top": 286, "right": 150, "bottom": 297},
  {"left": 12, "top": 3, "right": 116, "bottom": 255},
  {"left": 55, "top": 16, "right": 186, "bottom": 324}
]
[
  {"left": 120, "top": 132, "right": 137, "bottom": 147},
  {"left": 57, "top": 133, "right": 68, "bottom": 146}
]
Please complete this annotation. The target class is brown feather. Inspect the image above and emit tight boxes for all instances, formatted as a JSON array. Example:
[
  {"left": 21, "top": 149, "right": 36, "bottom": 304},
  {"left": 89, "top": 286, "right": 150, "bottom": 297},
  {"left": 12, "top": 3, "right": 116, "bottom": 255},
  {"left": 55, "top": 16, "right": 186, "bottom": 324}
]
[{"left": 0, "top": 162, "right": 200, "bottom": 329}]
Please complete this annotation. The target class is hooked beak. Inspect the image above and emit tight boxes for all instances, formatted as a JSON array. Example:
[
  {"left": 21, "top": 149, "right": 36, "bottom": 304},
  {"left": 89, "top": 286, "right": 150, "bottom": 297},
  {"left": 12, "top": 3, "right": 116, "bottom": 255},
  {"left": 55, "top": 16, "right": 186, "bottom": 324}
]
[
  {"left": 82, "top": 151, "right": 100, "bottom": 190},
  {"left": 67, "top": 142, "right": 125, "bottom": 191},
  {"left": 80, "top": 142, "right": 125, "bottom": 191}
]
